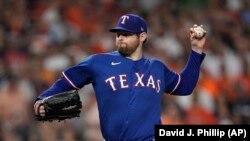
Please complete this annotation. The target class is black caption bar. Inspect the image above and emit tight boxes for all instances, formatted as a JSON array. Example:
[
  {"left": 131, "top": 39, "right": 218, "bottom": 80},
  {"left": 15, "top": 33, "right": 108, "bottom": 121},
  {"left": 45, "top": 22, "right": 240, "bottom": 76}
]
[{"left": 155, "top": 125, "right": 250, "bottom": 140}]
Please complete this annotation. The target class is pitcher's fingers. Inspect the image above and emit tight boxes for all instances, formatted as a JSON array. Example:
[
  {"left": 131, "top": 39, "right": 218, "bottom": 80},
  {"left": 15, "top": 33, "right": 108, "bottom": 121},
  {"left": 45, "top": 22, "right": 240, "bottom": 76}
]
[
  {"left": 39, "top": 106, "right": 46, "bottom": 117},
  {"left": 39, "top": 106, "right": 45, "bottom": 114},
  {"left": 34, "top": 101, "right": 42, "bottom": 115},
  {"left": 40, "top": 113, "right": 45, "bottom": 117},
  {"left": 190, "top": 28, "right": 196, "bottom": 39},
  {"left": 190, "top": 27, "right": 194, "bottom": 33}
]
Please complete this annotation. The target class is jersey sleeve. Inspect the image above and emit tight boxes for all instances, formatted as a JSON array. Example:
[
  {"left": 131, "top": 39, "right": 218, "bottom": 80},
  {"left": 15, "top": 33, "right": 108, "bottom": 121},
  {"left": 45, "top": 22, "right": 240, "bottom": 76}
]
[
  {"left": 163, "top": 65, "right": 180, "bottom": 94},
  {"left": 62, "top": 55, "right": 94, "bottom": 89},
  {"left": 163, "top": 51, "right": 205, "bottom": 95},
  {"left": 171, "top": 50, "right": 206, "bottom": 95}
]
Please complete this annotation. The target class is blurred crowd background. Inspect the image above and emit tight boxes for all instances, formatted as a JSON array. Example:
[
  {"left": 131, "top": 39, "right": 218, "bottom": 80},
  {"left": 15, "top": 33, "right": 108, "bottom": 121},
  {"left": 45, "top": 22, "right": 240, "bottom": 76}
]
[{"left": 0, "top": 0, "right": 249, "bottom": 141}]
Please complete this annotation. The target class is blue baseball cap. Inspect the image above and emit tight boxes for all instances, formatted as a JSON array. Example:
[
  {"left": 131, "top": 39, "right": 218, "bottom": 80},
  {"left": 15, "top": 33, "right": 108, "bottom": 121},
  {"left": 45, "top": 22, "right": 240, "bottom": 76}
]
[{"left": 109, "top": 14, "right": 147, "bottom": 33}]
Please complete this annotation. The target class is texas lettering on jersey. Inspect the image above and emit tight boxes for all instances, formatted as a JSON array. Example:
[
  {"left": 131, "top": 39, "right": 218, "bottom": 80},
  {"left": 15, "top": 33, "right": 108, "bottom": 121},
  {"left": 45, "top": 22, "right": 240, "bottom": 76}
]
[{"left": 105, "top": 72, "right": 161, "bottom": 93}]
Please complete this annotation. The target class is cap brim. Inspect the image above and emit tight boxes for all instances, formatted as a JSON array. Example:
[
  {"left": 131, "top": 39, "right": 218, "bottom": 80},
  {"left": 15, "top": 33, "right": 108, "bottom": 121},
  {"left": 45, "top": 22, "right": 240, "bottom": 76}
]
[{"left": 109, "top": 27, "right": 137, "bottom": 33}]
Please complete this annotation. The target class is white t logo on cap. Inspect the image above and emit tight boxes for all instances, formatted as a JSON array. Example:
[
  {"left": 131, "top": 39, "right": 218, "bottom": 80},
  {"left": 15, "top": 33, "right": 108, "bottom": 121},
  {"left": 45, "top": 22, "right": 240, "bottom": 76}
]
[{"left": 121, "top": 16, "right": 129, "bottom": 24}]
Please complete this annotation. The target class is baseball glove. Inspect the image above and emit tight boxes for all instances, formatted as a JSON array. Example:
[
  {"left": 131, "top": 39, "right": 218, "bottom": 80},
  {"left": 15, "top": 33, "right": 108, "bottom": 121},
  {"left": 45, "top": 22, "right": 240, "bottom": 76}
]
[{"left": 35, "top": 90, "right": 82, "bottom": 122}]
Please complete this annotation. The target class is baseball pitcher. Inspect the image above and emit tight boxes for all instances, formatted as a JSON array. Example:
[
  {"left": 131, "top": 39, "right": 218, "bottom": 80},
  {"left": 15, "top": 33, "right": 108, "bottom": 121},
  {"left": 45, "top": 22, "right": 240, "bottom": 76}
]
[{"left": 34, "top": 13, "right": 207, "bottom": 141}]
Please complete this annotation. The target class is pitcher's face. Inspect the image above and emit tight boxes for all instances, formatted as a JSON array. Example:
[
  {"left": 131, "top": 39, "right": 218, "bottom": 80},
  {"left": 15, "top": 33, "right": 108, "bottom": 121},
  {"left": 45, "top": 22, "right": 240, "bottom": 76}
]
[{"left": 115, "top": 32, "right": 140, "bottom": 57}]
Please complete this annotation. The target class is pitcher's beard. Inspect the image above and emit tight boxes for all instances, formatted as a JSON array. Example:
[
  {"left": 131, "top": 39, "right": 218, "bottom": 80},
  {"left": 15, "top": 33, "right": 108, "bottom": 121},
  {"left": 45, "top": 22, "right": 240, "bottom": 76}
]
[{"left": 117, "top": 42, "right": 138, "bottom": 57}]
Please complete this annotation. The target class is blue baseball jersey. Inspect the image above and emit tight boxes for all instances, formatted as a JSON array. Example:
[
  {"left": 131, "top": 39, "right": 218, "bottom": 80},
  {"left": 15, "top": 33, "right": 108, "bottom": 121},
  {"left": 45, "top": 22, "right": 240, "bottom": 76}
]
[{"left": 38, "top": 50, "right": 205, "bottom": 141}]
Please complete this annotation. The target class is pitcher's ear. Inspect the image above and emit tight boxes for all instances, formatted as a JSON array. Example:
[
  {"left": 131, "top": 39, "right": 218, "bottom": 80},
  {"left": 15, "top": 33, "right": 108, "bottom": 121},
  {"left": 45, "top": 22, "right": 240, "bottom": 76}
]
[{"left": 139, "top": 32, "right": 147, "bottom": 43}]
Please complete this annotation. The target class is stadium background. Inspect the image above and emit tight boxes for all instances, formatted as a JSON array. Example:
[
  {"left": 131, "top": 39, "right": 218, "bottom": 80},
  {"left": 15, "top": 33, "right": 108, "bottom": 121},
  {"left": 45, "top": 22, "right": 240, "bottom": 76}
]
[{"left": 0, "top": 0, "right": 249, "bottom": 140}]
